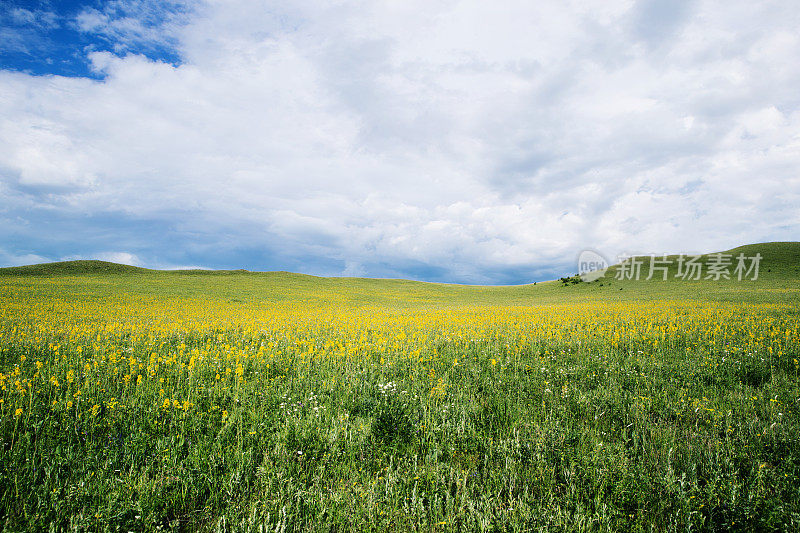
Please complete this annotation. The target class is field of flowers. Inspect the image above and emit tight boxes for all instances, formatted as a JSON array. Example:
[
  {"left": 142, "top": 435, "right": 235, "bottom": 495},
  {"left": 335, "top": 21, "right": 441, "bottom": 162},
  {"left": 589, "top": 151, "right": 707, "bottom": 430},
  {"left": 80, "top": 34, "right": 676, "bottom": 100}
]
[{"left": 1, "top": 273, "right": 799, "bottom": 531}]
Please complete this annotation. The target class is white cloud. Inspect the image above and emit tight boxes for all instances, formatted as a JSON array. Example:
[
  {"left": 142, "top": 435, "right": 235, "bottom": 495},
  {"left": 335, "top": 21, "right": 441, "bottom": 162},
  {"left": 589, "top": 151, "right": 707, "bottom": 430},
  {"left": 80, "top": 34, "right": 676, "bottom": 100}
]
[
  {"left": 75, "top": 0, "right": 190, "bottom": 54},
  {"left": 1, "top": 0, "right": 799, "bottom": 282},
  {"left": 0, "top": 248, "right": 50, "bottom": 267},
  {"left": 10, "top": 8, "right": 59, "bottom": 30},
  {"left": 62, "top": 252, "right": 143, "bottom": 267}
]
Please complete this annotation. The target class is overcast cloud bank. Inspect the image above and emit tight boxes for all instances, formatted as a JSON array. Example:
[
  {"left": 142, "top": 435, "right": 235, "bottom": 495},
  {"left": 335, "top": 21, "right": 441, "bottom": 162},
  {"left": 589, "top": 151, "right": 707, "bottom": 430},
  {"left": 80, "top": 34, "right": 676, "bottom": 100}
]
[{"left": 1, "top": 0, "right": 798, "bottom": 283}]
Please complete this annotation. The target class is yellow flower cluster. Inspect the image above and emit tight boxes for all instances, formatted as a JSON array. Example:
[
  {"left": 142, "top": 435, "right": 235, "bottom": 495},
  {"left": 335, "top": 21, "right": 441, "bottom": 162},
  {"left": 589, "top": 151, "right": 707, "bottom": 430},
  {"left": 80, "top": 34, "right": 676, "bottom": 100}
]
[{"left": 0, "top": 276, "right": 797, "bottom": 425}]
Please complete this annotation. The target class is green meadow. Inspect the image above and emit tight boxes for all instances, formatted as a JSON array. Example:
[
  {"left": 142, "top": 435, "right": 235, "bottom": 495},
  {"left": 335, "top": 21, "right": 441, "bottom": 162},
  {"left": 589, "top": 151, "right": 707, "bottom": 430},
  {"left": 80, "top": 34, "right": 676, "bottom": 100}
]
[{"left": 0, "top": 242, "right": 798, "bottom": 531}]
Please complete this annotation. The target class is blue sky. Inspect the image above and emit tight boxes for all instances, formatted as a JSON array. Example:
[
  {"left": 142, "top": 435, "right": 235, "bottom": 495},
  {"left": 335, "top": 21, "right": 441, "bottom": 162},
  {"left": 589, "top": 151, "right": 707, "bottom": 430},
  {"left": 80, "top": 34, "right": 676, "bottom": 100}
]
[
  {"left": 0, "top": 1, "right": 185, "bottom": 77},
  {"left": 1, "top": 1, "right": 798, "bottom": 283}
]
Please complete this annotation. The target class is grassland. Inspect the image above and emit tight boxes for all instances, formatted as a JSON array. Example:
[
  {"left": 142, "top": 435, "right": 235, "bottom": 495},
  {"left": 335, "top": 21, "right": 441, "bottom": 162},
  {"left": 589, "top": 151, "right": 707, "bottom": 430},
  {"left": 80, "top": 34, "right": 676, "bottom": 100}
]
[{"left": 0, "top": 242, "right": 798, "bottom": 531}]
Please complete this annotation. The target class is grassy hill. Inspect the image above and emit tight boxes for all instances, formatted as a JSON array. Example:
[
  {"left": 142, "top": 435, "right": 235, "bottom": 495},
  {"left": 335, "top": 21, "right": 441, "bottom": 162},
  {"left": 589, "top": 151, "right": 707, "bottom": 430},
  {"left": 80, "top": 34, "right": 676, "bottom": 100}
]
[
  {"left": 0, "top": 259, "right": 151, "bottom": 276},
  {"left": 1, "top": 242, "right": 798, "bottom": 307},
  {"left": 555, "top": 241, "right": 800, "bottom": 304},
  {"left": 598, "top": 241, "right": 800, "bottom": 284}
]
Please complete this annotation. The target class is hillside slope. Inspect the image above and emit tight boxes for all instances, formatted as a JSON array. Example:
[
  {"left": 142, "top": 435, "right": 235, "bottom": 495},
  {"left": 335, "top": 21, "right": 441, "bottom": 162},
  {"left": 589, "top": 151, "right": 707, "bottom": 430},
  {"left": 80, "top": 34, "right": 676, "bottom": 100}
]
[
  {"left": 0, "top": 260, "right": 150, "bottom": 276},
  {"left": 0, "top": 242, "right": 797, "bottom": 308}
]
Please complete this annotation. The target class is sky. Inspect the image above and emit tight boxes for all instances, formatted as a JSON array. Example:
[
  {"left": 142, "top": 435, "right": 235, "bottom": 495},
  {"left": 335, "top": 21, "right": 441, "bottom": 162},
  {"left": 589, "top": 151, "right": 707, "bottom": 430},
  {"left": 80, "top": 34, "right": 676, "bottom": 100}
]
[{"left": 0, "top": 0, "right": 798, "bottom": 284}]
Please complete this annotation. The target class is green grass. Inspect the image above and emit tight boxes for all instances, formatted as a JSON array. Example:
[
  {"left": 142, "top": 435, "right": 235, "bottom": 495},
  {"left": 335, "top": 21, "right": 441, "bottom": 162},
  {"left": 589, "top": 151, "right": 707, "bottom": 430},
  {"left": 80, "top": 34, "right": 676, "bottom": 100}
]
[
  {"left": 0, "top": 260, "right": 152, "bottom": 276},
  {"left": 2, "top": 242, "right": 798, "bottom": 307},
  {"left": 0, "top": 242, "right": 798, "bottom": 531}
]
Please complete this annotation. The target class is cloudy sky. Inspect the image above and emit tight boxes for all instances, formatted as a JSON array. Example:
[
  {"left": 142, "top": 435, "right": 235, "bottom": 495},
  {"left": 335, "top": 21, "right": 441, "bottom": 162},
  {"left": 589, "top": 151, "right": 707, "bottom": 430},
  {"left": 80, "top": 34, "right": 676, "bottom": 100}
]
[{"left": 1, "top": 0, "right": 798, "bottom": 283}]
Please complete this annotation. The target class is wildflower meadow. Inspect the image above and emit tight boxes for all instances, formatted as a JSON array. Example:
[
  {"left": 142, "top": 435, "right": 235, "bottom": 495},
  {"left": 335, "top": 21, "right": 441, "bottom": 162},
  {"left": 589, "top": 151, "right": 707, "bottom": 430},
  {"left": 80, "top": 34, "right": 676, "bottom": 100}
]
[{"left": 1, "top": 243, "right": 798, "bottom": 531}]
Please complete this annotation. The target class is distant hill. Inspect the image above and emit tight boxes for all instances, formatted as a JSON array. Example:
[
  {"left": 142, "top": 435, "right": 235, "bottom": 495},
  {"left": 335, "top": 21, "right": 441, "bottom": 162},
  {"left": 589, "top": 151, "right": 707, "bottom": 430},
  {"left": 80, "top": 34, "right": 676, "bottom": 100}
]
[
  {"left": 0, "top": 243, "right": 797, "bottom": 308},
  {"left": 0, "top": 260, "right": 151, "bottom": 276},
  {"left": 1, "top": 243, "right": 797, "bottom": 286}
]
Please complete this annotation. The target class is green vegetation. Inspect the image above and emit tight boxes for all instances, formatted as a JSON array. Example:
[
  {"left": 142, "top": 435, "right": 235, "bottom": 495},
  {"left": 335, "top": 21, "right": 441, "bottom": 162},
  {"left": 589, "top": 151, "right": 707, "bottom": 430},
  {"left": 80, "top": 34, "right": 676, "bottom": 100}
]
[{"left": 0, "top": 242, "right": 798, "bottom": 531}]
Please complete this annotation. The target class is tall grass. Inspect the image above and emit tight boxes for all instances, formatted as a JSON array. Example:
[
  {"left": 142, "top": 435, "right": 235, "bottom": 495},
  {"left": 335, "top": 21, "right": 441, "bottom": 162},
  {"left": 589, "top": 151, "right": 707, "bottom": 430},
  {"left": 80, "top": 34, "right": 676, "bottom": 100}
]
[{"left": 1, "top": 280, "right": 798, "bottom": 531}]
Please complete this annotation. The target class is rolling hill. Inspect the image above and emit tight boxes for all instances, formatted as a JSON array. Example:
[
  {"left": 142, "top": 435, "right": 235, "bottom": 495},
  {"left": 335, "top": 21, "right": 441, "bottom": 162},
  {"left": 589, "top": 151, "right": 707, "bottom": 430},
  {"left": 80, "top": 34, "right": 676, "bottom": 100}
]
[{"left": 1, "top": 242, "right": 798, "bottom": 308}]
